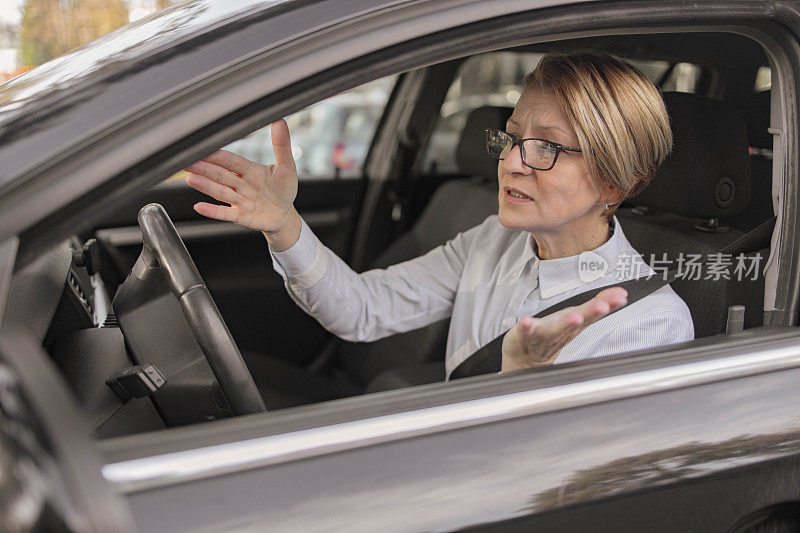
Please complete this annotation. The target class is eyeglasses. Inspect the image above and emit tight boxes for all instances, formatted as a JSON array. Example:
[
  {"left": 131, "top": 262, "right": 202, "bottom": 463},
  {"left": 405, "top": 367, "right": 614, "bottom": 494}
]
[{"left": 485, "top": 128, "right": 582, "bottom": 171}]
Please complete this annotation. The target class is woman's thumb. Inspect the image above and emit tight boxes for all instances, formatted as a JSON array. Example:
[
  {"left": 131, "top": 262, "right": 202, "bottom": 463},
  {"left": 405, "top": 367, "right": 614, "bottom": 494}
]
[{"left": 271, "top": 119, "right": 297, "bottom": 172}]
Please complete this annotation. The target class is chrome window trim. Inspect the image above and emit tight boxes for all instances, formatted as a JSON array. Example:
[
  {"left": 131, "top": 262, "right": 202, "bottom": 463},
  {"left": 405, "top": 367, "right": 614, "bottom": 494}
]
[{"left": 103, "top": 343, "right": 800, "bottom": 494}]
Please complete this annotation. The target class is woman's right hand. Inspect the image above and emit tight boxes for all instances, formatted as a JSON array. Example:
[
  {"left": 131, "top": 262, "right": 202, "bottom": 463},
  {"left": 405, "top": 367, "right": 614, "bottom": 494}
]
[{"left": 185, "top": 119, "right": 302, "bottom": 249}]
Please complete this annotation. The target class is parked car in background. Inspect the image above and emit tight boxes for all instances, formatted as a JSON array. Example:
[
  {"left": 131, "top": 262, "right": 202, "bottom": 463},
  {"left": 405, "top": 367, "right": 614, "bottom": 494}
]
[{"left": 1, "top": 1, "right": 800, "bottom": 531}]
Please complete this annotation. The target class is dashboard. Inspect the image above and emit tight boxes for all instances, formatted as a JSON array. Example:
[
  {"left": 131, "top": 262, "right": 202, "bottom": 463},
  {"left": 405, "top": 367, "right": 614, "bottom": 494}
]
[{"left": 3, "top": 238, "right": 166, "bottom": 437}]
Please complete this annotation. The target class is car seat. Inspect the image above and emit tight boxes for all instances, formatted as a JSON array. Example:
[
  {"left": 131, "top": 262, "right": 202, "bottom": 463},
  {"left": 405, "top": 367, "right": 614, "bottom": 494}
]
[{"left": 617, "top": 92, "right": 769, "bottom": 337}]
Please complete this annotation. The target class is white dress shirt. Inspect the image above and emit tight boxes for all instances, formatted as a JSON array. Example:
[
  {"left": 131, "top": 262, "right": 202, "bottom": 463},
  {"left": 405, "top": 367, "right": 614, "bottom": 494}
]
[{"left": 270, "top": 215, "right": 694, "bottom": 379}]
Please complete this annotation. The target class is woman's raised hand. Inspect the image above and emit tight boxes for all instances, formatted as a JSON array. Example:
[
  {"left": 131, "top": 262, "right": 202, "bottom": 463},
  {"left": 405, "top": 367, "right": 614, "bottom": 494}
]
[
  {"left": 501, "top": 287, "right": 628, "bottom": 371},
  {"left": 185, "top": 120, "right": 302, "bottom": 249}
]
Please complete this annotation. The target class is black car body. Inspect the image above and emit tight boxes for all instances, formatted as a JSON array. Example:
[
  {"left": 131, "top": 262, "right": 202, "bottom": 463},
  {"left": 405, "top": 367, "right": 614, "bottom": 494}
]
[{"left": 2, "top": 0, "right": 800, "bottom": 531}]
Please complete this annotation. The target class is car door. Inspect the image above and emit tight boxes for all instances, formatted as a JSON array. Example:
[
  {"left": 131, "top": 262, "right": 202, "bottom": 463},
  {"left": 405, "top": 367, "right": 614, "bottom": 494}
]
[
  {"left": 97, "top": 327, "right": 800, "bottom": 532},
  {"left": 4, "top": 0, "right": 800, "bottom": 532},
  {"left": 95, "top": 4, "right": 800, "bottom": 533}
]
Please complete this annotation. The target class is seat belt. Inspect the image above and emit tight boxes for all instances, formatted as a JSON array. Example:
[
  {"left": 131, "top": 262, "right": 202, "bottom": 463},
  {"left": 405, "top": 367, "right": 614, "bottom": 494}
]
[{"left": 449, "top": 215, "right": 777, "bottom": 380}]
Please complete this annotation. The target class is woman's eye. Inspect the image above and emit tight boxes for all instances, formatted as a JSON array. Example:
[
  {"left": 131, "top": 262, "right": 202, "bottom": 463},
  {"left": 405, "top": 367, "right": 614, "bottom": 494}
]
[{"left": 535, "top": 142, "right": 555, "bottom": 156}]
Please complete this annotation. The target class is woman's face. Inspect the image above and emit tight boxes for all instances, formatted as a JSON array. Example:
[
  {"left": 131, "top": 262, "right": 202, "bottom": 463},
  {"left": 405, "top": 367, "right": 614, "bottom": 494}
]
[{"left": 498, "top": 86, "right": 607, "bottom": 235}]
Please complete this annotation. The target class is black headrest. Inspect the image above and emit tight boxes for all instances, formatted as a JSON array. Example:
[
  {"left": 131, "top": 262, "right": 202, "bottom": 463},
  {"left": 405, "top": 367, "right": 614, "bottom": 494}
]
[
  {"left": 741, "top": 90, "right": 772, "bottom": 149},
  {"left": 630, "top": 92, "right": 751, "bottom": 219},
  {"left": 455, "top": 106, "right": 513, "bottom": 180}
]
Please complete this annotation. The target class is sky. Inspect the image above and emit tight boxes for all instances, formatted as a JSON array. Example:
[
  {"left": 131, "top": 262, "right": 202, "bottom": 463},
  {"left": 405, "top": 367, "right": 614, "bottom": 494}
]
[{"left": 0, "top": 0, "right": 22, "bottom": 26}]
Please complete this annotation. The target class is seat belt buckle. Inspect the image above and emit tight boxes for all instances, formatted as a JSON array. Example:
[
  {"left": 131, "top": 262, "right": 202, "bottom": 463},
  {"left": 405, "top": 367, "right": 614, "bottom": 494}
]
[{"left": 725, "top": 305, "right": 745, "bottom": 334}]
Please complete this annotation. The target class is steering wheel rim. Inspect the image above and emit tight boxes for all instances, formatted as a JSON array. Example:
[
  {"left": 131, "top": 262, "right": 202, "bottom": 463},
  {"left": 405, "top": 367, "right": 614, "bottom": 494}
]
[{"left": 137, "top": 203, "right": 266, "bottom": 415}]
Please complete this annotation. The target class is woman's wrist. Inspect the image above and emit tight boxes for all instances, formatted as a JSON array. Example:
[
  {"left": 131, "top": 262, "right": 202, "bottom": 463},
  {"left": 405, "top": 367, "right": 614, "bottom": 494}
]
[{"left": 263, "top": 207, "right": 302, "bottom": 252}]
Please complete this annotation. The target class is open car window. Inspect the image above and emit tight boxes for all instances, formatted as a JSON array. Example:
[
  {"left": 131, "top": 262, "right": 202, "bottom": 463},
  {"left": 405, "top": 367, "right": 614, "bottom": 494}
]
[
  {"left": 223, "top": 76, "right": 397, "bottom": 179},
  {"left": 47, "top": 29, "right": 771, "bottom": 443}
]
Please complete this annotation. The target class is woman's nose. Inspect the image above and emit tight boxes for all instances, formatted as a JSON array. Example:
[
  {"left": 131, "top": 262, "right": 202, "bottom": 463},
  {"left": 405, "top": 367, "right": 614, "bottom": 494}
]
[{"left": 502, "top": 143, "right": 533, "bottom": 175}]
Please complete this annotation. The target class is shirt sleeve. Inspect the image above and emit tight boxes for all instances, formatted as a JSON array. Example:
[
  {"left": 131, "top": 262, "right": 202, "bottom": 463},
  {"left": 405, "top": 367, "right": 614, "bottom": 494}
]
[{"left": 269, "top": 216, "right": 479, "bottom": 342}]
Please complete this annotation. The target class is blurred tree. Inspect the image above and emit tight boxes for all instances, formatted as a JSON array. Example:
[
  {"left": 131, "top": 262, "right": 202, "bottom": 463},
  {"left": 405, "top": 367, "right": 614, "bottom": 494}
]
[{"left": 20, "top": 0, "right": 128, "bottom": 67}]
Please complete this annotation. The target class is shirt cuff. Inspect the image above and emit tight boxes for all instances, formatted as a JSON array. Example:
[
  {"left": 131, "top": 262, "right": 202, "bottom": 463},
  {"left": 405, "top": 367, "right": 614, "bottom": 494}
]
[
  {"left": 269, "top": 217, "right": 320, "bottom": 276},
  {"left": 269, "top": 217, "right": 330, "bottom": 291}
]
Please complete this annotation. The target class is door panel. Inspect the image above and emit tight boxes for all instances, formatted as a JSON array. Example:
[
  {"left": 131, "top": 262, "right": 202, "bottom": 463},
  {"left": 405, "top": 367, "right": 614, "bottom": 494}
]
[{"left": 119, "top": 342, "right": 800, "bottom": 532}]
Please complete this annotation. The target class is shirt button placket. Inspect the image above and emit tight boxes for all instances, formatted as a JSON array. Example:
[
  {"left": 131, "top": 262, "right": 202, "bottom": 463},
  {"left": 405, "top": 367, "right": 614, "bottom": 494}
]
[{"left": 512, "top": 261, "right": 539, "bottom": 323}]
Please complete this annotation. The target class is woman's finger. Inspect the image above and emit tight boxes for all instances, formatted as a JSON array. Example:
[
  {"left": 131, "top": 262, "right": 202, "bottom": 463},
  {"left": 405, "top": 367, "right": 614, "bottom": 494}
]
[
  {"left": 271, "top": 120, "right": 297, "bottom": 173},
  {"left": 577, "top": 288, "right": 628, "bottom": 324},
  {"left": 583, "top": 299, "right": 612, "bottom": 321},
  {"left": 548, "top": 287, "right": 627, "bottom": 327},
  {"left": 588, "top": 287, "right": 628, "bottom": 311},
  {"left": 202, "top": 149, "right": 252, "bottom": 176},
  {"left": 185, "top": 161, "right": 242, "bottom": 190},
  {"left": 186, "top": 174, "right": 241, "bottom": 205},
  {"left": 548, "top": 310, "right": 584, "bottom": 335},
  {"left": 193, "top": 202, "right": 241, "bottom": 223}
]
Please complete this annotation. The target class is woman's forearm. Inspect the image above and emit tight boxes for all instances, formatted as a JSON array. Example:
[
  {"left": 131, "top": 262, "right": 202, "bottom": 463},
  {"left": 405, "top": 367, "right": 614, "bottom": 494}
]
[{"left": 269, "top": 216, "right": 470, "bottom": 343}]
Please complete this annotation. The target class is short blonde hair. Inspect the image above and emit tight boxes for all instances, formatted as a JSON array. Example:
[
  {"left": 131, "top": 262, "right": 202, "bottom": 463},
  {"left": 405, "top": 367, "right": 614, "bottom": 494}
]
[{"left": 525, "top": 51, "right": 673, "bottom": 218}]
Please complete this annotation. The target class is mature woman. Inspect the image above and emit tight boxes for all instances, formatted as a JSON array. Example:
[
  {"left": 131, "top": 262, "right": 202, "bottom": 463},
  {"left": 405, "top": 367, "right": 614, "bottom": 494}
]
[{"left": 185, "top": 51, "right": 694, "bottom": 378}]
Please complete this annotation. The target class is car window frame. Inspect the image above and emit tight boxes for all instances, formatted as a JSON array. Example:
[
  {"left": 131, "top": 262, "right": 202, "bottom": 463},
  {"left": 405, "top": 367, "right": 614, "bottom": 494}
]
[{"left": 104, "top": 16, "right": 800, "bottom": 458}]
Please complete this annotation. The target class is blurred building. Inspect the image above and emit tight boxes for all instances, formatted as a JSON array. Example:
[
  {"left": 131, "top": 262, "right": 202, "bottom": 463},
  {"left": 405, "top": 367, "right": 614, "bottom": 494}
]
[{"left": 0, "top": 19, "right": 19, "bottom": 82}]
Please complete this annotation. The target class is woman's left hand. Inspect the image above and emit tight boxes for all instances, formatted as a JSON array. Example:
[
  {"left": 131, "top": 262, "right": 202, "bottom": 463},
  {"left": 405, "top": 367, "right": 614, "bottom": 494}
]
[{"left": 501, "top": 287, "right": 628, "bottom": 371}]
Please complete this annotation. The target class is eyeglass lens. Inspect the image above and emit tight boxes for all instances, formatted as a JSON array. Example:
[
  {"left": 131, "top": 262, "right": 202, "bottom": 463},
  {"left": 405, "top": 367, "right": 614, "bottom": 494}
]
[{"left": 486, "top": 130, "right": 558, "bottom": 170}]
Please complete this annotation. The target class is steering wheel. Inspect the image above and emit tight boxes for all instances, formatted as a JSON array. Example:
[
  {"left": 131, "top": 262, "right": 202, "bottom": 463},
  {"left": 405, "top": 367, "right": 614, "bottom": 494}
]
[{"left": 129, "top": 203, "right": 266, "bottom": 416}]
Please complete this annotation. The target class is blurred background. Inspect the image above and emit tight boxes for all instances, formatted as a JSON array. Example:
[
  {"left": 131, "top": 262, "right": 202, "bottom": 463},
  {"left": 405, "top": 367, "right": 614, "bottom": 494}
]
[{"left": 0, "top": 0, "right": 175, "bottom": 80}]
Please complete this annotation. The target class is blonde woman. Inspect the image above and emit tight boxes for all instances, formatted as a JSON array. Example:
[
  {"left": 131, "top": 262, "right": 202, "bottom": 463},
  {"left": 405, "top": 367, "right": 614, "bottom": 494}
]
[{"left": 185, "top": 51, "right": 694, "bottom": 378}]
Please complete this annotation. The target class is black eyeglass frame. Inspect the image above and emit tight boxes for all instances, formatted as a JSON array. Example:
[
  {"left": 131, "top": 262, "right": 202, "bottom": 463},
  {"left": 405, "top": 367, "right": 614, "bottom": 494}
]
[{"left": 485, "top": 128, "right": 582, "bottom": 171}]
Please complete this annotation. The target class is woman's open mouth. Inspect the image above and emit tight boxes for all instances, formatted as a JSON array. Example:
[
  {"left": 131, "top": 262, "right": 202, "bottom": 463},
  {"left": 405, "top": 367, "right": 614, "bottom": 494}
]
[{"left": 504, "top": 187, "right": 533, "bottom": 202}]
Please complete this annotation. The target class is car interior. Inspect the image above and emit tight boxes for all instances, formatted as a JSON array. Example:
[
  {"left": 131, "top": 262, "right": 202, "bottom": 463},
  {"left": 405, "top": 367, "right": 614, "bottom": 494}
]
[{"left": 1, "top": 30, "right": 780, "bottom": 438}]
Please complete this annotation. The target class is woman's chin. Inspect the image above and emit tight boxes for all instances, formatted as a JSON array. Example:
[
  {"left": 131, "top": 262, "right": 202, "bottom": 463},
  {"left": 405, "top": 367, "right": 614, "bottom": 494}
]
[{"left": 498, "top": 209, "right": 541, "bottom": 232}]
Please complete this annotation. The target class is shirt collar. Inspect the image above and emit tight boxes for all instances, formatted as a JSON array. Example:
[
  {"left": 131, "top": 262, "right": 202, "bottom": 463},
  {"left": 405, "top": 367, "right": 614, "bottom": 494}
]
[{"left": 529, "top": 216, "right": 624, "bottom": 300}]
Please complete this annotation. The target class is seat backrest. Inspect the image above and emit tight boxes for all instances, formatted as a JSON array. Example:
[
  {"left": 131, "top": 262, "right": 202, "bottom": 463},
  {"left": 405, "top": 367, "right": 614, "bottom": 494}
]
[
  {"left": 619, "top": 92, "right": 766, "bottom": 337},
  {"left": 338, "top": 106, "right": 510, "bottom": 387},
  {"left": 631, "top": 92, "right": 751, "bottom": 218}
]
